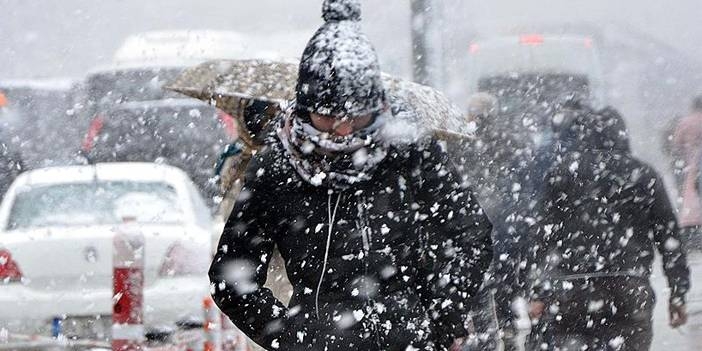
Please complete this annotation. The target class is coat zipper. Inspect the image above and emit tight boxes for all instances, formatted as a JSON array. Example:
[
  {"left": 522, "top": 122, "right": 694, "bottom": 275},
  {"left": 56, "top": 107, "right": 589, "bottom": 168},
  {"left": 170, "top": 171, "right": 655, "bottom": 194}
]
[
  {"left": 315, "top": 192, "right": 342, "bottom": 320},
  {"left": 357, "top": 195, "right": 382, "bottom": 347}
]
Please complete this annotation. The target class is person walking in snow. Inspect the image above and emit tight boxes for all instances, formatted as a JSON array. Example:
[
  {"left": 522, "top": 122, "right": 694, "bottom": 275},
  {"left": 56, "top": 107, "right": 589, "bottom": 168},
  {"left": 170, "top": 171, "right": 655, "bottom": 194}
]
[
  {"left": 672, "top": 95, "right": 702, "bottom": 250},
  {"left": 526, "top": 106, "right": 690, "bottom": 350},
  {"left": 454, "top": 93, "right": 526, "bottom": 351},
  {"left": 209, "top": 1, "right": 493, "bottom": 350}
]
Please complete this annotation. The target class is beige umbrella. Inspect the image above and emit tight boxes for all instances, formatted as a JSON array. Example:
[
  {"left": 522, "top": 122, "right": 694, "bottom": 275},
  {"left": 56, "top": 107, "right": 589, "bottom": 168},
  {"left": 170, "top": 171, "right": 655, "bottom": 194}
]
[
  {"left": 165, "top": 59, "right": 471, "bottom": 147},
  {"left": 165, "top": 59, "right": 298, "bottom": 148},
  {"left": 165, "top": 59, "right": 472, "bottom": 218},
  {"left": 166, "top": 59, "right": 297, "bottom": 105}
]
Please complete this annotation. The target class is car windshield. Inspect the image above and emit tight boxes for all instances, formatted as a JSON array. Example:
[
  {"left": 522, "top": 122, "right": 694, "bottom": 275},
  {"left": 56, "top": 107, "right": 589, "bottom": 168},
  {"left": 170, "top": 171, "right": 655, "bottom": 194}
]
[
  {"left": 469, "top": 38, "right": 599, "bottom": 78},
  {"left": 90, "top": 104, "right": 228, "bottom": 160},
  {"left": 85, "top": 67, "right": 183, "bottom": 107},
  {"left": 86, "top": 104, "right": 231, "bottom": 209},
  {"left": 6, "top": 181, "right": 183, "bottom": 230}
]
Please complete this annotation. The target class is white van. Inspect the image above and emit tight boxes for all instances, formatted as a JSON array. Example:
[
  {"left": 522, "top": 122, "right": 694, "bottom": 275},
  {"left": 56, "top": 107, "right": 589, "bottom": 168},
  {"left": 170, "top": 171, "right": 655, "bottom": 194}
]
[
  {"left": 112, "top": 30, "right": 306, "bottom": 67},
  {"left": 466, "top": 34, "right": 606, "bottom": 108}
]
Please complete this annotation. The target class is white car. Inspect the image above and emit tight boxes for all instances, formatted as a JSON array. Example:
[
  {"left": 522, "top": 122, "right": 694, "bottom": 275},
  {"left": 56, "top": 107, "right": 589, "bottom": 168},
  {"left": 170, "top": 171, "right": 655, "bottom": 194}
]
[{"left": 0, "top": 163, "right": 213, "bottom": 338}]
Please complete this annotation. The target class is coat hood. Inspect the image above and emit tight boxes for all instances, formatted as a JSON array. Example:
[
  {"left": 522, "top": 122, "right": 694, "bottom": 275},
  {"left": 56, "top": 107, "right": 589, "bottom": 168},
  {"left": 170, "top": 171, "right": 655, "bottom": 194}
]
[{"left": 559, "top": 105, "right": 631, "bottom": 154}]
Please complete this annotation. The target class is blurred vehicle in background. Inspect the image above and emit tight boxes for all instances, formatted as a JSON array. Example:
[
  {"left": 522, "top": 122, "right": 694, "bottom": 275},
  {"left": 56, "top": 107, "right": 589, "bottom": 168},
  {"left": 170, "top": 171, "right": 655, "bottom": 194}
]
[
  {"left": 78, "top": 31, "right": 258, "bottom": 125},
  {"left": 80, "top": 99, "right": 236, "bottom": 209},
  {"left": 112, "top": 30, "right": 305, "bottom": 66},
  {"left": 0, "top": 162, "right": 212, "bottom": 339},
  {"left": 73, "top": 65, "right": 226, "bottom": 207},
  {"left": 0, "top": 78, "right": 79, "bottom": 168},
  {"left": 72, "top": 30, "right": 307, "bottom": 210},
  {"left": 467, "top": 34, "right": 605, "bottom": 144},
  {"left": 73, "top": 64, "right": 185, "bottom": 122}
]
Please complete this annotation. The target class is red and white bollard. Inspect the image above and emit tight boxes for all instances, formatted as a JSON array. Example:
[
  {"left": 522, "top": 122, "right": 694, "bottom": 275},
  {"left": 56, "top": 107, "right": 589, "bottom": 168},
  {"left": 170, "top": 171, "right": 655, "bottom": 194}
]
[
  {"left": 112, "top": 218, "right": 145, "bottom": 351},
  {"left": 220, "top": 315, "right": 233, "bottom": 351},
  {"left": 203, "top": 297, "right": 222, "bottom": 351},
  {"left": 221, "top": 314, "right": 250, "bottom": 351},
  {"left": 231, "top": 332, "right": 250, "bottom": 351}
]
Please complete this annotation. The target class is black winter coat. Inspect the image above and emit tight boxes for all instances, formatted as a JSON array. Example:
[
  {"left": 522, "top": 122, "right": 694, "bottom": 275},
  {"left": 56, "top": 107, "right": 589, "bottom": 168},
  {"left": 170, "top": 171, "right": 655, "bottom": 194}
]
[
  {"left": 529, "top": 108, "right": 690, "bottom": 305},
  {"left": 209, "top": 137, "right": 493, "bottom": 350}
]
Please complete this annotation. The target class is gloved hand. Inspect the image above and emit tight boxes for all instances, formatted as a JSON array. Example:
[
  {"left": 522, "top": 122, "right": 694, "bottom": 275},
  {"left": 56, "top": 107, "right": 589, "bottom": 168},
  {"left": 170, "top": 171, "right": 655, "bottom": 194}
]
[
  {"left": 529, "top": 300, "right": 546, "bottom": 320},
  {"left": 669, "top": 303, "right": 688, "bottom": 328},
  {"left": 449, "top": 337, "right": 465, "bottom": 351}
]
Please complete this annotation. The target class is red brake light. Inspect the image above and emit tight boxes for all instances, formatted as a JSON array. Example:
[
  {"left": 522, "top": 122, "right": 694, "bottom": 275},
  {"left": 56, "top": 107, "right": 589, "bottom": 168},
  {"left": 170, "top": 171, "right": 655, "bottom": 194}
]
[
  {"left": 520, "top": 34, "right": 544, "bottom": 45},
  {"left": 159, "top": 242, "right": 208, "bottom": 277},
  {"left": 0, "top": 249, "right": 23, "bottom": 283},
  {"left": 217, "top": 110, "right": 238, "bottom": 140},
  {"left": 468, "top": 43, "right": 480, "bottom": 54},
  {"left": 81, "top": 116, "right": 105, "bottom": 152},
  {"left": 0, "top": 92, "right": 7, "bottom": 107}
]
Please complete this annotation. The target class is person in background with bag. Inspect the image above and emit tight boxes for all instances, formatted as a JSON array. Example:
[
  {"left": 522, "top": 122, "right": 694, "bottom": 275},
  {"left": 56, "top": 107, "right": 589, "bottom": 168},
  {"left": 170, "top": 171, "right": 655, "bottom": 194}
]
[
  {"left": 0, "top": 93, "right": 25, "bottom": 200},
  {"left": 215, "top": 99, "right": 279, "bottom": 219}
]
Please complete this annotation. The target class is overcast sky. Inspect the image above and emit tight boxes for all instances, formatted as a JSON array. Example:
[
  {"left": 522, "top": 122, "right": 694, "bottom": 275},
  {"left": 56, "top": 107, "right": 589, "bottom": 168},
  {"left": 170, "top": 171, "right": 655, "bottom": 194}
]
[
  {"left": 1, "top": 0, "right": 700, "bottom": 80},
  {"left": 1, "top": 0, "right": 700, "bottom": 177}
]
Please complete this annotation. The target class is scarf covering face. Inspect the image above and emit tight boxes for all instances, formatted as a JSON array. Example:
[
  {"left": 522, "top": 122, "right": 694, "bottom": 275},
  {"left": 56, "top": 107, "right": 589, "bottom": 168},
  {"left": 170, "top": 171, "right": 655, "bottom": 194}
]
[{"left": 277, "top": 106, "right": 389, "bottom": 189}]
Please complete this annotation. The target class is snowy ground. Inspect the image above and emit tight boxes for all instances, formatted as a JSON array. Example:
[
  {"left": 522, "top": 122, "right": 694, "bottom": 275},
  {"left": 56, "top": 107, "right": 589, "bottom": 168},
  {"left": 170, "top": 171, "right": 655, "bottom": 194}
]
[{"left": 651, "top": 252, "right": 702, "bottom": 350}]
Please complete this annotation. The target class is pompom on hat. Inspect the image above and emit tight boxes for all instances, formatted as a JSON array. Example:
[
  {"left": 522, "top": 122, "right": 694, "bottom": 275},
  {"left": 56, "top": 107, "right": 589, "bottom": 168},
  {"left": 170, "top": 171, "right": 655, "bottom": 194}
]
[{"left": 295, "top": 0, "right": 387, "bottom": 119}]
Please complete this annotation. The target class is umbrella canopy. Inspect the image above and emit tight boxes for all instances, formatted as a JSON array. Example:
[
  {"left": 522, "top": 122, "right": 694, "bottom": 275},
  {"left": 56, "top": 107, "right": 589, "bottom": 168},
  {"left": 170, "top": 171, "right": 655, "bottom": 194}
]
[{"left": 165, "top": 59, "right": 470, "bottom": 147}]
